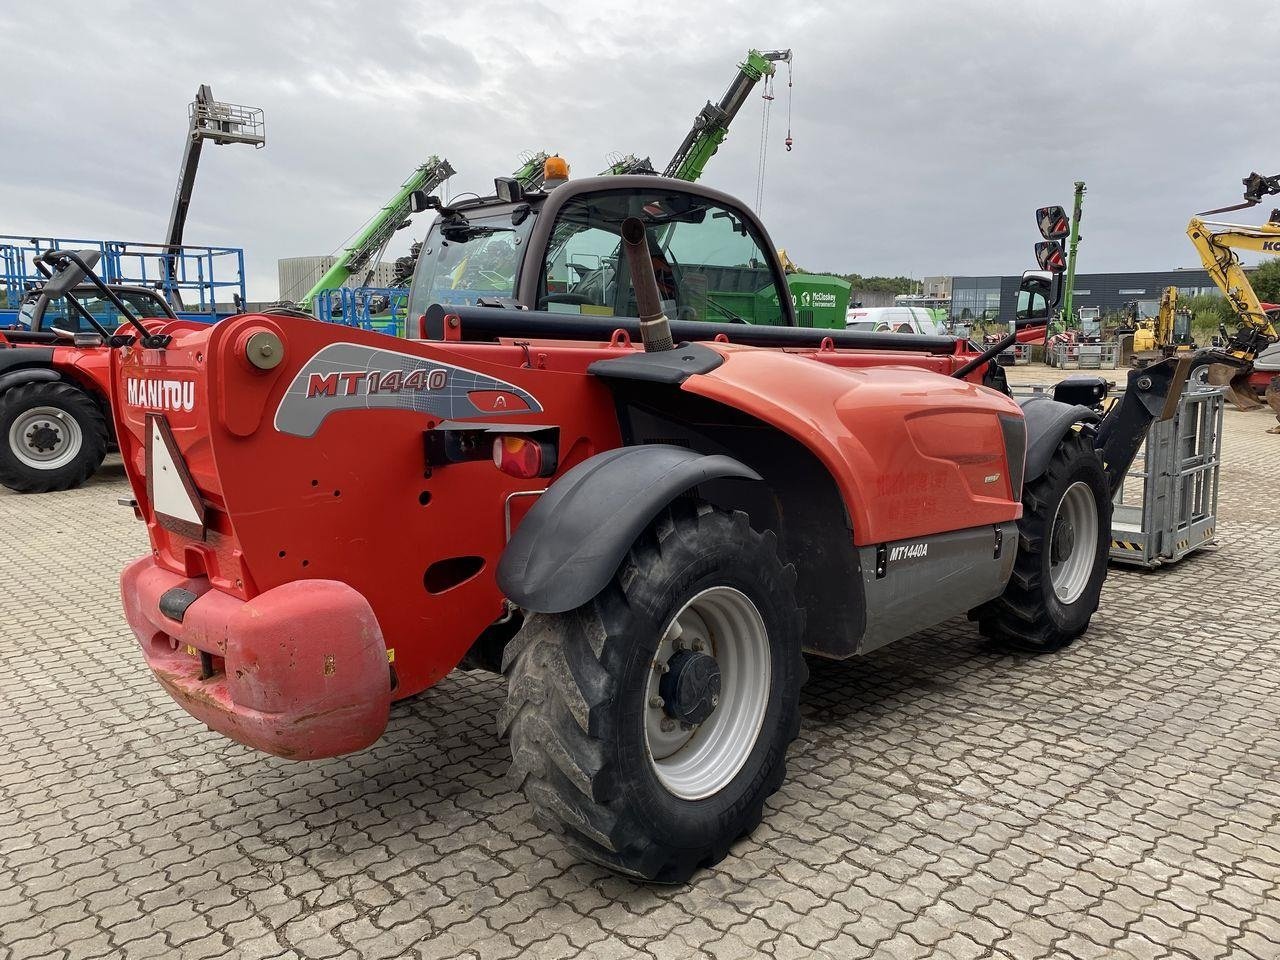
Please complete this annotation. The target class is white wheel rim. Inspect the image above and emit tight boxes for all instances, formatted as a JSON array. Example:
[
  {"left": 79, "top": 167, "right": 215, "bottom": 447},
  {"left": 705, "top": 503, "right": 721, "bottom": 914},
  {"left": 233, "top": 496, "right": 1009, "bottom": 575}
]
[
  {"left": 644, "top": 586, "right": 770, "bottom": 801},
  {"left": 1049, "top": 481, "right": 1098, "bottom": 604},
  {"left": 8, "top": 406, "right": 82, "bottom": 471}
]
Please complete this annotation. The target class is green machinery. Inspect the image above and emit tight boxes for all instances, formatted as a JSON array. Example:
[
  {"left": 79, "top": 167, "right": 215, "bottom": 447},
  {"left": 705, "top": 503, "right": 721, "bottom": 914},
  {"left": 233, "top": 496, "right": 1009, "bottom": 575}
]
[
  {"left": 659, "top": 47, "right": 847, "bottom": 328},
  {"left": 512, "top": 151, "right": 551, "bottom": 191},
  {"left": 393, "top": 49, "right": 846, "bottom": 330},
  {"left": 664, "top": 48, "right": 793, "bottom": 182},
  {"left": 1058, "top": 180, "right": 1086, "bottom": 334},
  {"left": 779, "top": 272, "right": 851, "bottom": 330},
  {"left": 297, "top": 156, "right": 455, "bottom": 312}
]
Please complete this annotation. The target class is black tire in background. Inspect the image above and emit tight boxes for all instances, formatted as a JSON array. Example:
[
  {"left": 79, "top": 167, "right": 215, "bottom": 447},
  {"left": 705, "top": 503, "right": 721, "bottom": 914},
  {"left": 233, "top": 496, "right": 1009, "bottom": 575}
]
[
  {"left": 976, "top": 429, "right": 1111, "bottom": 652},
  {"left": 0, "top": 381, "right": 108, "bottom": 493},
  {"left": 501, "top": 501, "right": 806, "bottom": 882}
]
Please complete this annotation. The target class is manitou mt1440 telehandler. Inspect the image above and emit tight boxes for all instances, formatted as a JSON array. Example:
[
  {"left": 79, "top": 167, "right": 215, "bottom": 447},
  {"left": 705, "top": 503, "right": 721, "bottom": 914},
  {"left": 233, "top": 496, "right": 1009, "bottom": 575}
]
[{"left": 106, "top": 167, "right": 1257, "bottom": 882}]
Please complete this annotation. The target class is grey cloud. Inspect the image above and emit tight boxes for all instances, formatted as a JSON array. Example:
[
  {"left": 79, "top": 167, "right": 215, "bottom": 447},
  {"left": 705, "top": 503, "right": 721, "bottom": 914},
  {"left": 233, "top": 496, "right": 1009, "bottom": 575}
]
[{"left": 1, "top": 0, "right": 1277, "bottom": 298}]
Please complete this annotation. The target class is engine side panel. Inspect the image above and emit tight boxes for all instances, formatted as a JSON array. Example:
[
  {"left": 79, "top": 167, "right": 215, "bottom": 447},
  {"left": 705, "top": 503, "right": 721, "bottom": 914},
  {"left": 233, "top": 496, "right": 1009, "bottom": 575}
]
[
  {"left": 682, "top": 346, "right": 1025, "bottom": 546},
  {"left": 856, "top": 522, "right": 1018, "bottom": 656}
]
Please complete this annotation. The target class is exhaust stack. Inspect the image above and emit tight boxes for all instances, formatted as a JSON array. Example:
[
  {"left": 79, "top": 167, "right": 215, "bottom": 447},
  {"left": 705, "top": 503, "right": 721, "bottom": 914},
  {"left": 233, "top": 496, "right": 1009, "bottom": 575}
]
[{"left": 620, "top": 217, "right": 674, "bottom": 353}]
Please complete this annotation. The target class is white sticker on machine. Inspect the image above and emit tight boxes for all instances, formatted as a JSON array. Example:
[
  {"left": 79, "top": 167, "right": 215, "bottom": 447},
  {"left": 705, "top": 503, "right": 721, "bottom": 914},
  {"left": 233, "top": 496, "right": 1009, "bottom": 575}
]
[{"left": 146, "top": 414, "right": 206, "bottom": 539}]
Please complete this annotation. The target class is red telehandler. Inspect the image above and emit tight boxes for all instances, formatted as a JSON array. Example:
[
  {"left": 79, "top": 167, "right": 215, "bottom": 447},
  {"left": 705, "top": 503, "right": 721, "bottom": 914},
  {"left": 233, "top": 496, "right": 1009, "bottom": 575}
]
[
  {"left": 109, "top": 169, "right": 1216, "bottom": 882},
  {"left": 0, "top": 251, "right": 176, "bottom": 492}
]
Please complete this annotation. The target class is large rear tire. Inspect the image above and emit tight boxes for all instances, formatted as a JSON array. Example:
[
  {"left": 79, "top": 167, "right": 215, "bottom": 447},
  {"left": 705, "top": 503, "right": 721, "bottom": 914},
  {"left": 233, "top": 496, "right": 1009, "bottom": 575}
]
[
  {"left": 977, "top": 430, "right": 1110, "bottom": 653},
  {"left": 500, "top": 502, "right": 805, "bottom": 882},
  {"left": 0, "top": 381, "right": 107, "bottom": 493}
]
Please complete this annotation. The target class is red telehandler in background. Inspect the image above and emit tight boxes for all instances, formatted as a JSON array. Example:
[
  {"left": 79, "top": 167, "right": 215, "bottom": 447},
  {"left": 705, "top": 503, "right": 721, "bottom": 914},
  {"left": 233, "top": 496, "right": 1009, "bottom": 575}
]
[{"left": 0, "top": 251, "right": 176, "bottom": 492}]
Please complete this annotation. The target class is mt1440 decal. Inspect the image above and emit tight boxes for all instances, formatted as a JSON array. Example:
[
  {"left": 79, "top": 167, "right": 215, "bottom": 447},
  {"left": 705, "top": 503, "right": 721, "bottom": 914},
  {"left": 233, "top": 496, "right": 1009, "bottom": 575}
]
[{"left": 274, "top": 342, "right": 542, "bottom": 437}]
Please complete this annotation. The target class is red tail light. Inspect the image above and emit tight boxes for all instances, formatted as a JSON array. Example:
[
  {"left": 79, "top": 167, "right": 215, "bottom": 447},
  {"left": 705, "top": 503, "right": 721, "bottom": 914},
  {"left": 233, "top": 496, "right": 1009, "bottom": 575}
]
[{"left": 492, "top": 435, "right": 556, "bottom": 479}]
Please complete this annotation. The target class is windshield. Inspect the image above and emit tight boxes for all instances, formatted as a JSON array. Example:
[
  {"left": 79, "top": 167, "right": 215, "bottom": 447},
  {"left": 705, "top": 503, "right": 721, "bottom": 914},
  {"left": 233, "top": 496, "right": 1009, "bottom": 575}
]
[{"left": 407, "top": 210, "right": 534, "bottom": 318}]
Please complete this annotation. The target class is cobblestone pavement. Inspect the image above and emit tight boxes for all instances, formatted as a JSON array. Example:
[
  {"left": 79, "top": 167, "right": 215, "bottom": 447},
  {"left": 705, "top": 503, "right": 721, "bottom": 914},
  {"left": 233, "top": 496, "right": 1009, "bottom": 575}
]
[{"left": 3, "top": 371, "right": 1279, "bottom": 959}]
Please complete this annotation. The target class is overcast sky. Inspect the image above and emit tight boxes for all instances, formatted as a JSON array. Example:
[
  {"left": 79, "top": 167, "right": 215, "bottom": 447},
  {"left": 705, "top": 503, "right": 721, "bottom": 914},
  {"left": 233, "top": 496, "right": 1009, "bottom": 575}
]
[{"left": 2, "top": 0, "right": 1278, "bottom": 299}]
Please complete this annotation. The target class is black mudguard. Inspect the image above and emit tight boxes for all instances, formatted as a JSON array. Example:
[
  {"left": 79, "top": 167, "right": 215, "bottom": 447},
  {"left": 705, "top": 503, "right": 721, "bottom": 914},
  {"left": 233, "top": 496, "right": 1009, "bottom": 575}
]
[
  {"left": 497, "top": 444, "right": 761, "bottom": 614},
  {"left": 0, "top": 346, "right": 56, "bottom": 380},
  {"left": 1020, "top": 395, "right": 1100, "bottom": 484}
]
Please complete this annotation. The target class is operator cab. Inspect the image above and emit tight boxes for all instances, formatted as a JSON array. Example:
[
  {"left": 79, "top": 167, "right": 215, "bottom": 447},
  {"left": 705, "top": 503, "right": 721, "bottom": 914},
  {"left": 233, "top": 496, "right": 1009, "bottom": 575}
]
[
  {"left": 19, "top": 285, "right": 174, "bottom": 335},
  {"left": 5, "top": 249, "right": 178, "bottom": 349},
  {"left": 405, "top": 173, "right": 798, "bottom": 334}
]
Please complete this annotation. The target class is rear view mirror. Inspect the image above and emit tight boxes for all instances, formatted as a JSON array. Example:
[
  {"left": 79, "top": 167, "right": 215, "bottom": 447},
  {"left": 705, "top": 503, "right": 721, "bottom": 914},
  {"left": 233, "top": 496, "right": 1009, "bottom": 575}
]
[
  {"left": 409, "top": 190, "right": 432, "bottom": 214},
  {"left": 1035, "top": 205, "right": 1070, "bottom": 241},
  {"left": 1034, "top": 240, "right": 1067, "bottom": 273}
]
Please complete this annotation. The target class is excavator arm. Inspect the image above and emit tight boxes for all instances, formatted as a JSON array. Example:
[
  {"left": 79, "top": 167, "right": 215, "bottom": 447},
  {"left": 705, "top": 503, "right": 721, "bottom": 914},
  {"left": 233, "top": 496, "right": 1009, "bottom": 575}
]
[
  {"left": 1154, "top": 286, "right": 1177, "bottom": 346},
  {"left": 1180, "top": 172, "right": 1280, "bottom": 410},
  {"left": 1186, "top": 214, "right": 1280, "bottom": 357}
]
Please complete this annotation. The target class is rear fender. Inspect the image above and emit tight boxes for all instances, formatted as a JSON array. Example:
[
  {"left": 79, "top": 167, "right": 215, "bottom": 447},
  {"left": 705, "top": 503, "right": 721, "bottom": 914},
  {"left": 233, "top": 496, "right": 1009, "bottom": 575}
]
[{"left": 496, "top": 445, "right": 761, "bottom": 614}]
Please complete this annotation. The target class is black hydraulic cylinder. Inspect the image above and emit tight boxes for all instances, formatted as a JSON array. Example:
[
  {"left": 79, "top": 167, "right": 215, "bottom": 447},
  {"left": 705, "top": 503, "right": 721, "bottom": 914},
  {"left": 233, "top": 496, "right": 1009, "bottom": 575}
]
[{"left": 422, "top": 303, "right": 961, "bottom": 354}]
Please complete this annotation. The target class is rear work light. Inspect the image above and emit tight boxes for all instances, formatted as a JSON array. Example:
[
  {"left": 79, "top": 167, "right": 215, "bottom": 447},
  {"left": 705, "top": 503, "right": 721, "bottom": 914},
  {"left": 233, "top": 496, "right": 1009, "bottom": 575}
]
[{"left": 492, "top": 435, "right": 557, "bottom": 479}]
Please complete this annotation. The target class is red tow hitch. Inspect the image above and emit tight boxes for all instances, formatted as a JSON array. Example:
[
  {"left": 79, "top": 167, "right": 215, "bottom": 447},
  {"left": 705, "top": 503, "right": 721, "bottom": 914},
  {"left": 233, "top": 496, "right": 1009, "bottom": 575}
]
[{"left": 120, "top": 559, "right": 392, "bottom": 760}]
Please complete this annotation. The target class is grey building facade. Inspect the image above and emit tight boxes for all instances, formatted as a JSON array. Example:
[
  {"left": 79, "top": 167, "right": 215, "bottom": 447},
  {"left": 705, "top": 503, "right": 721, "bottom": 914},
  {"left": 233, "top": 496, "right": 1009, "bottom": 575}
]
[
  {"left": 277, "top": 256, "right": 399, "bottom": 303},
  {"left": 950, "top": 268, "right": 1226, "bottom": 323}
]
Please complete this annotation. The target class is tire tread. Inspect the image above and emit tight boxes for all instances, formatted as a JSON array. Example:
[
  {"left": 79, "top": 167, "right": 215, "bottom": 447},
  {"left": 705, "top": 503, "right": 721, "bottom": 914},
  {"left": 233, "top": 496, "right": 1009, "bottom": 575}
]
[{"left": 502, "top": 504, "right": 804, "bottom": 882}]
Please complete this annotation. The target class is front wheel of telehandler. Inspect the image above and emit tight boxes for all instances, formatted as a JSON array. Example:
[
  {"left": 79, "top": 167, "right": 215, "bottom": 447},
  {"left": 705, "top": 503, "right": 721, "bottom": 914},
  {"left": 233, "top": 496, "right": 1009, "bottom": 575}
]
[
  {"left": 500, "top": 502, "right": 806, "bottom": 882},
  {"left": 0, "top": 381, "right": 108, "bottom": 493},
  {"left": 976, "top": 430, "right": 1111, "bottom": 653}
]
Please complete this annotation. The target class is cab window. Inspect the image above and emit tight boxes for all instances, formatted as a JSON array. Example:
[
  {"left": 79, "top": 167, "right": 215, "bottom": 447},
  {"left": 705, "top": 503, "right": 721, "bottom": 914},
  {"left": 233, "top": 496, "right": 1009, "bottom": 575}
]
[
  {"left": 539, "top": 189, "right": 786, "bottom": 325},
  {"left": 1015, "top": 288, "right": 1048, "bottom": 321}
]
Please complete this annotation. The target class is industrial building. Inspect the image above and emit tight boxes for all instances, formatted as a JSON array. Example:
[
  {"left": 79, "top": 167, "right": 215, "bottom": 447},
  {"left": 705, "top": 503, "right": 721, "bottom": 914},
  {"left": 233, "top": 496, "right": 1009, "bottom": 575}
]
[
  {"left": 277, "top": 255, "right": 400, "bottom": 303},
  {"left": 950, "top": 268, "right": 1227, "bottom": 323}
]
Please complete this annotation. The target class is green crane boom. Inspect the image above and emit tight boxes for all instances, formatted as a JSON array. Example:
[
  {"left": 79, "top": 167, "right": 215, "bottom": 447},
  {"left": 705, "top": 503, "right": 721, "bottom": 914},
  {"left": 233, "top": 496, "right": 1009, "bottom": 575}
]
[
  {"left": 1059, "top": 180, "right": 1085, "bottom": 330},
  {"left": 300, "top": 156, "right": 455, "bottom": 311},
  {"left": 516, "top": 48, "right": 790, "bottom": 189},
  {"left": 512, "top": 152, "right": 550, "bottom": 191},
  {"left": 663, "top": 48, "right": 791, "bottom": 182}
]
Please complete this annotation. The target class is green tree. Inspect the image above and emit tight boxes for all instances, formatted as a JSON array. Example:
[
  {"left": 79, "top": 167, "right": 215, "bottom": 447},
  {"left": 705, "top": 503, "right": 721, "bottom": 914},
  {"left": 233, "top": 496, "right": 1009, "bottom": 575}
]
[{"left": 1249, "top": 257, "right": 1280, "bottom": 303}]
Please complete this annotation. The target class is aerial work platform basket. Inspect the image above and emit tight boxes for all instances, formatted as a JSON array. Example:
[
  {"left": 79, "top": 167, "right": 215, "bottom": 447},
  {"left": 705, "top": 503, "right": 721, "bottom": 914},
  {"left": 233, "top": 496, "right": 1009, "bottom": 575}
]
[
  {"left": 1109, "top": 379, "right": 1223, "bottom": 567},
  {"left": 189, "top": 92, "right": 266, "bottom": 148}
]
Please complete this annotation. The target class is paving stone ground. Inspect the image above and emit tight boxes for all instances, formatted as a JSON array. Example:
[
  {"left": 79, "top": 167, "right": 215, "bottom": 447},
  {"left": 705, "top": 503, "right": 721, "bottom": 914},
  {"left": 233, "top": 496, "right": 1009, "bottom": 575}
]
[{"left": 2, "top": 366, "right": 1279, "bottom": 959}]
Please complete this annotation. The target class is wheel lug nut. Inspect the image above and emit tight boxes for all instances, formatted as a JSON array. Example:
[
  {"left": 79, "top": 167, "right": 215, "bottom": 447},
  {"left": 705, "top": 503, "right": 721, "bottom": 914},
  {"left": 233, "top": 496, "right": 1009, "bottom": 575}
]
[
  {"left": 710, "top": 694, "right": 719, "bottom": 708},
  {"left": 649, "top": 696, "right": 664, "bottom": 709},
  {"left": 660, "top": 718, "right": 676, "bottom": 732},
  {"left": 691, "top": 640, "right": 705, "bottom": 652}
]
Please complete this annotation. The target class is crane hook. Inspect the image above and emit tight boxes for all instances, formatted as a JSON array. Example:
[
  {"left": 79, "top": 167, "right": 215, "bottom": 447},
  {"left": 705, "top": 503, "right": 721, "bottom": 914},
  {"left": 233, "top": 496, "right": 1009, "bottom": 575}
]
[{"left": 785, "top": 135, "right": 793, "bottom": 152}]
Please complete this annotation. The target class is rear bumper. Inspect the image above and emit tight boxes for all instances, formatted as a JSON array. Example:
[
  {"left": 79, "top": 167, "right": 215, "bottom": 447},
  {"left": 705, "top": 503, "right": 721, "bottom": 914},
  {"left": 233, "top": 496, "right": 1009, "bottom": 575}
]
[{"left": 120, "top": 558, "right": 391, "bottom": 760}]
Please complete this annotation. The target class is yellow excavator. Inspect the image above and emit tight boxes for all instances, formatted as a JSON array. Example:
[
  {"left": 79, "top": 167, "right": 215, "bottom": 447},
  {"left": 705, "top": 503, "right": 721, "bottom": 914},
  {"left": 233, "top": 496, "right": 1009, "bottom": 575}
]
[
  {"left": 1187, "top": 171, "right": 1280, "bottom": 410},
  {"left": 1130, "top": 286, "right": 1195, "bottom": 365}
]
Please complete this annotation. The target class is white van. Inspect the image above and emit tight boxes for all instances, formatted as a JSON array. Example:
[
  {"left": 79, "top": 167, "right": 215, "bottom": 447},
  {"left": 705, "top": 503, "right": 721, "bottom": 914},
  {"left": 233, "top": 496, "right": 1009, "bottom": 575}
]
[{"left": 845, "top": 306, "right": 944, "bottom": 335}]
